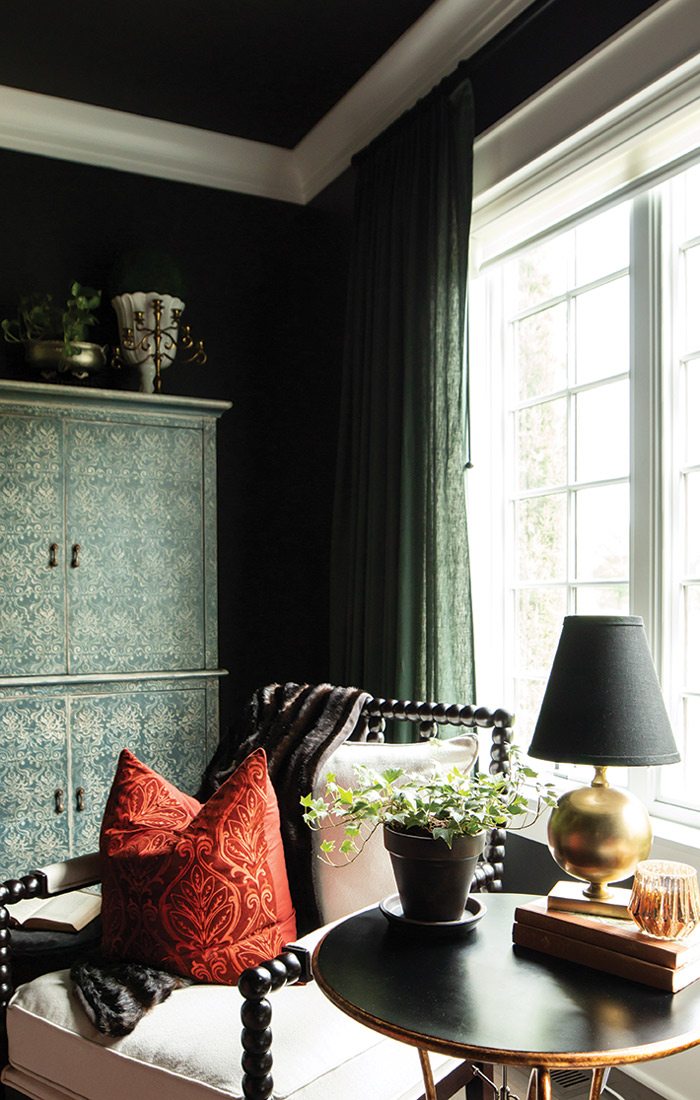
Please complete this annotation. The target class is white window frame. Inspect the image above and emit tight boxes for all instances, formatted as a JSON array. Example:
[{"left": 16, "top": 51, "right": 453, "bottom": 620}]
[
  {"left": 467, "top": 4, "right": 700, "bottom": 844},
  {"left": 471, "top": 161, "right": 700, "bottom": 825}
]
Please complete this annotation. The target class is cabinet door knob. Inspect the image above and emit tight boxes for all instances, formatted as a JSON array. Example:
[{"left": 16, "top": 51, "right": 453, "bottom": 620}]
[
  {"left": 70, "top": 543, "right": 81, "bottom": 568},
  {"left": 48, "top": 543, "right": 59, "bottom": 568},
  {"left": 76, "top": 787, "right": 85, "bottom": 812},
  {"left": 54, "top": 788, "right": 65, "bottom": 814}
]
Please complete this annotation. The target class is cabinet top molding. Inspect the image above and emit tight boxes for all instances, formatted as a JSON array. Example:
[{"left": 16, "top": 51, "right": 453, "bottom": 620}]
[{"left": 0, "top": 380, "right": 231, "bottom": 417}]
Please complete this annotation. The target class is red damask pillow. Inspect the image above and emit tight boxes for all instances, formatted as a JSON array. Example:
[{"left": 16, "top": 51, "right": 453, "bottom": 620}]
[{"left": 100, "top": 747, "right": 297, "bottom": 983}]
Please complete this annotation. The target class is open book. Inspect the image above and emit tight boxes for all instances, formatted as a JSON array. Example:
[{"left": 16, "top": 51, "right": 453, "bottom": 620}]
[{"left": 9, "top": 889, "right": 101, "bottom": 933}]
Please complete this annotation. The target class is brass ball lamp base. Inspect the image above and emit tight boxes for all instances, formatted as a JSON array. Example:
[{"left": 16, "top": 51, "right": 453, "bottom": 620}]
[{"left": 546, "top": 766, "right": 652, "bottom": 918}]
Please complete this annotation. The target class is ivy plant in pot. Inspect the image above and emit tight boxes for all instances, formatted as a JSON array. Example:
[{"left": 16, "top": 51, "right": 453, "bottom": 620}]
[{"left": 301, "top": 748, "right": 555, "bottom": 924}]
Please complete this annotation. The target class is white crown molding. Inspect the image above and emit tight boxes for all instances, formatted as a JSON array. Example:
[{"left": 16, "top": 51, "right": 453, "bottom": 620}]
[
  {"left": 0, "top": 0, "right": 532, "bottom": 204},
  {"left": 0, "top": 0, "right": 696, "bottom": 206},
  {"left": 294, "top": 0, "right": 533, "bottom": 203},
  {"left": 0, "top": 85, "right": 302, "bottom": 201}
]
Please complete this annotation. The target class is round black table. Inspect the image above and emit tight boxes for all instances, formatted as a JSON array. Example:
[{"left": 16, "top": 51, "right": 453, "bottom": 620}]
[{"left": 312, "top": 894, "right": 700, "bottom": 1100}]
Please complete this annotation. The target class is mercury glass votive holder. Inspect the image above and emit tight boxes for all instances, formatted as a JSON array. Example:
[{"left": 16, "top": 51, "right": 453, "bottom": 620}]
[{"left": 628, "top": 860, "right": 700, "bottom": 940}]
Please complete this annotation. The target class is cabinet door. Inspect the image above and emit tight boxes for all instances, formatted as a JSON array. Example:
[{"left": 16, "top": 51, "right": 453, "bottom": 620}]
[
  {"left": 0, "top": 696, "right": 70, "bottom": 879},
  {"left": 70, "top": 686, "right": 209, "bottom": 854},
  {"left": 65, "top": 420, "right": 205, "bottom": 675},
  {"left": 0, "top": 415, "right": 66, "bottom": 676}
]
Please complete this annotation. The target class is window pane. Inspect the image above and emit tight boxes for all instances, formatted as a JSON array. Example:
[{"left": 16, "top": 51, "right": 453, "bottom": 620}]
[
  {"left": 662, "top": 163, "right": 700, "bottom": 818},
  {"left": 685, "top": 245, "right": 700, "bottom": 355},
  {"left": 575, "top": 204, "right": 630, "bottom": 285},
  {"left": 516, "top": 677, "right": 548, "bottom": 747},
  {"left": 575, "top": 277, "right": 629, "bottom": 384},
  {"left": 575, "top": 484, "right": 629, "bottom": 580},
  {"left": 515, "top": 303, "right": 568, "bottom": 400},
  {"left": 517, "top": 399, "right": 567, "bottom": 490},
  {"left": 686, "top": 361, "right": 700, "bottom": 468},
  {"left": 684, "top": 164, "right": 700, "bottom": 240},
  {"left": 516, "top": 587, "right": 567, "bottom": 674},
  {"left": 657, "top": 758, "right": 687, "bottom": 808},
  {"left": 658, "top": 696, "right": 700, "bottom": 809},
  {"left": 685, "top": 585, "right": 700, "bottom": 687},
  {"left": 516, "top": 235, "right": 570, "bottom": 312},
  {"left": 555, "top": 761, "right": 629, "bottom": 785},
  {"left": 516, "top": 495, "right": 567, "bottom": 581},
  {"left": 575, "top": 584, "right": 629, "bottom": 614},
  {"left": 576, "top": 380, "right": 629, "bottom": 482},
  {"left": 686, "top": 472, "right": 700, "bottom": 577},
  {"left": 685, "top": 696, "right": 700, "bottom": 774}
]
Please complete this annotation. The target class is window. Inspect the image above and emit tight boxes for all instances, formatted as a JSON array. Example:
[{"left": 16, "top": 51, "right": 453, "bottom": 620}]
[
  {"left": 469, "top": 158, "right": 700, "bottom": 826},
  {"left": 657, "top": 162, "right": 700, "bottom": 815}
]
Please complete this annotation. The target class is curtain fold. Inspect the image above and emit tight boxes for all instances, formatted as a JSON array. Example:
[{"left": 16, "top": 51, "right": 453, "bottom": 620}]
[{"left": 330, "top": 77, "right": 475, "bottom": 710}]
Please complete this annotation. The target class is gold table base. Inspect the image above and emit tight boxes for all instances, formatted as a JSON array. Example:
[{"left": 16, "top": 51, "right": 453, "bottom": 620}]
[{"left": 417, "top": 1054, "right": 608, "bottom": 1100}]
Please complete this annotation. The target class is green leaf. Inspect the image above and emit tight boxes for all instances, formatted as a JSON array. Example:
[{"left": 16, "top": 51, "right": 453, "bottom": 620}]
[
  {"left": 432, "top": 827, "right": 456, "bottom": 848},
  {"left": 381, "top": 768, "right": 404, "bottom": 783},
  {"left": 1, "top": 318, "right": 21, "bottom": 343}
]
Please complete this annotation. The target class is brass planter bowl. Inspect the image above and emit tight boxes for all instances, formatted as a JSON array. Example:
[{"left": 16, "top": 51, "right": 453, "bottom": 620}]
[{"left": 24, "top": 339, "right": 107, "bottom": 378}]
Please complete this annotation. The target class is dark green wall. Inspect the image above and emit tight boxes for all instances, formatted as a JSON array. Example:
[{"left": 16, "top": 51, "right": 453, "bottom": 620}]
[{"left": 0, "top": 149, "right": 354, "bottom": 732}]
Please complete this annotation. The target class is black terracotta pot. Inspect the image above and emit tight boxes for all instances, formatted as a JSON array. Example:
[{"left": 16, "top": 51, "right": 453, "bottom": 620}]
[{"left": 383, "top": 825, "right": 486, "bottom": 922}]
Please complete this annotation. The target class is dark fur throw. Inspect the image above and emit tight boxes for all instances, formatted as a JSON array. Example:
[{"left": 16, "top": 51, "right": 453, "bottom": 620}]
[
  {"left": 198, "top": 682, "right": 371, "bottom": 933},
  {"left": 71, "top": 959, "right": 191, "bottom": 1036}
]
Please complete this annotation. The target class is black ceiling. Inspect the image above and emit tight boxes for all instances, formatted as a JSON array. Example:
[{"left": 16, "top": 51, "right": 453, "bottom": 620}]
[{"left": 0, "top": 0, "right": 436, "bottom": 148}]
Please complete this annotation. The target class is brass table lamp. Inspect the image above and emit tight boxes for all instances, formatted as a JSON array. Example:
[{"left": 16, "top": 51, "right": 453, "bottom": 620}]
[{"left": 528, "top": 615, "right": 680, "bottom": 917}]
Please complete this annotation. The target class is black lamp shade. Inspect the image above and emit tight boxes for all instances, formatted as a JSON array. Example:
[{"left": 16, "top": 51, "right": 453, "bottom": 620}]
[{"left": 528, "top": 616, "right": 680, "bottom": 767}]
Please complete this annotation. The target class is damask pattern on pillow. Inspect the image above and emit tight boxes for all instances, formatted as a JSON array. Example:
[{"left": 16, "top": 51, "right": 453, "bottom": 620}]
[{"left": 100, "top": 746, "right": 297, "bottom": 983}]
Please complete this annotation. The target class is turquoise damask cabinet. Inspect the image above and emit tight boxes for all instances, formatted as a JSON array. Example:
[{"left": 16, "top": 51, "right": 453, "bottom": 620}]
[{"left": 0, "top": 381, "right": 230, "bottom": 878}]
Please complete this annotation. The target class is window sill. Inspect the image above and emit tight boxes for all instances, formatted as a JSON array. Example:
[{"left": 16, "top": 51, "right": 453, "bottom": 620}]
[{"left": 648, "top": 815, "right": 700, "bottom": 871}]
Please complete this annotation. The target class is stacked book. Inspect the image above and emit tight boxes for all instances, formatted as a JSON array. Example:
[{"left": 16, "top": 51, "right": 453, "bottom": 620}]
[{"left": 512, "top": 896, "right": 700, "bottom": 992}]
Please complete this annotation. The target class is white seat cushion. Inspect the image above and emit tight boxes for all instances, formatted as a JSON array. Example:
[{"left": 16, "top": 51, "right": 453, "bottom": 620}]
[
  {"left": 2, "top": 924, "right": 465, "bottom": 1100},
  {"left": 312, "top": 736, "right": 479, "bottom": 923}
]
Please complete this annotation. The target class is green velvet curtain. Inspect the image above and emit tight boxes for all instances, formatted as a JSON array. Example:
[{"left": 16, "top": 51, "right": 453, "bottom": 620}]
[{"left": 330, "top": 76, "right": 475, "bottom": 710}]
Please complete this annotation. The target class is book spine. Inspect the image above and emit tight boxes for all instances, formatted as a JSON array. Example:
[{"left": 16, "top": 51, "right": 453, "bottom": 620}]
[
  {"left": 512, "top": 922, "right": 678, "bottom": 991},
  {"left": 514, "top": 906, "right": 685, "bottom": 969}
]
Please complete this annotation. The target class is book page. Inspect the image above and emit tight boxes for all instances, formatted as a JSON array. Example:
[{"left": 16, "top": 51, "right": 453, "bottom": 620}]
[
  {"left": 10, "top": 890, "right": 101, "bottom": 932},
  {"left": 8, "top": 896, "right": 47, "bottom": 925}
]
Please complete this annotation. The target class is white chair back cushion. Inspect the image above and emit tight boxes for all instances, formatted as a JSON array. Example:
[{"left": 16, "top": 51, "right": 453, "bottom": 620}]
[{"left": 311, "top": 735, "right": 478, "bottom": 924}]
